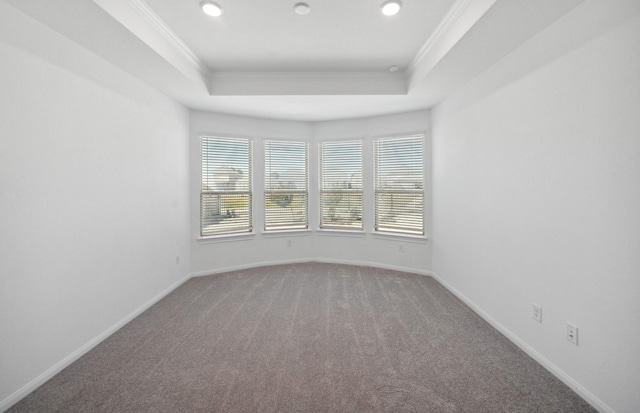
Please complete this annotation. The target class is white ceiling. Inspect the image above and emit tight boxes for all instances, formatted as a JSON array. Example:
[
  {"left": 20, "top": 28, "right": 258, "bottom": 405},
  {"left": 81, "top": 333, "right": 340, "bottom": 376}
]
[
  {"left": 3, "top": 0, "right": 585, "bottom": 121},
  {"left": 144, "top": 0, "right": 456, "bottom": 72}
]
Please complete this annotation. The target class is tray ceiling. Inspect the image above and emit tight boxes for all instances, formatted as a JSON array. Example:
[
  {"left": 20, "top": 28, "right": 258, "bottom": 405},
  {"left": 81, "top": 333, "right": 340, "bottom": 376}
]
[{"left": 1, "top": 0, "right": 586, "bottom": 120}]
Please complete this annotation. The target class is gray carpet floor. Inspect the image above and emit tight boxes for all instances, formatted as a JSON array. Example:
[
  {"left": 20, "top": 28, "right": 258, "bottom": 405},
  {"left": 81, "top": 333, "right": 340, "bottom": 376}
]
[{"left": 9, "top": 262, "right": 596, "bottom": 412}]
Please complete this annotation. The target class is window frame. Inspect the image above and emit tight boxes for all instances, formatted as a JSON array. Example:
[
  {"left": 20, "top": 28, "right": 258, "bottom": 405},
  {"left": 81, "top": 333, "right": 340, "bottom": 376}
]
[
  {"left": 373, "top": 134, "right": 425, "bottom": 236},
  {"left": 264, "top": 139, "right": 309, "bottom": 232},
  {"left": 318, "top": 139, "right": 364, "bottom": 231},
  {"left": 200, "top": 135, "right": 253, "bottom": 237}
]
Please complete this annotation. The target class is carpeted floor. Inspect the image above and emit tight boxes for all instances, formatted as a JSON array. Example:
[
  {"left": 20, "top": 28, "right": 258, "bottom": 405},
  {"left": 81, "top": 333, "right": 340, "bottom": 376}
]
[{"left": 9, "top": 262, "right": 596, "bottom": 412}]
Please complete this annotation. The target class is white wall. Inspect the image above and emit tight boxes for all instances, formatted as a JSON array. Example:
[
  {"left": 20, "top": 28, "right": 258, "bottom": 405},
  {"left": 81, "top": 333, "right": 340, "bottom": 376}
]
[
  {"left": 432, "top": 1, "right": 640, "bottom": 412},
  {"left": 190, "top": 110, "right": 432, "bottom": 276},
  {"left": 0, "top": 5, "right": 191, "bottom": 410},
  {"left": 12, "top": 0, "right": 638, "bottom": 410}
]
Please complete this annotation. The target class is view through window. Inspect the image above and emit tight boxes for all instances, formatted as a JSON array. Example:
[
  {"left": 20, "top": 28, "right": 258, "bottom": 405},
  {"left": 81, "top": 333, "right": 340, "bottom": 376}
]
[
  {"left": 264, "top": 140, "right": 309, "bottom": 231},
  {"left": 374, "top": 135, "right": 424, "bottom": 235},
  {"left": 200, "top": 136, "right": 252, "bottom": 236},
  {"left": 200, "top": 135, "right": 425, "bottom": 237},
  {"left": 319, "top": 140, "right": 363, "bottom": 230}
]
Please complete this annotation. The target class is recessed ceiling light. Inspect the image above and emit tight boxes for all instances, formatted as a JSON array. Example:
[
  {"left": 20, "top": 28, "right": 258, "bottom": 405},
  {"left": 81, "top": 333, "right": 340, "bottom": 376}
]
[
  {"left": 388, "top": 65, "right": 399, "bottom": 72},
  {"left": 201, "top": 1, "right": 223, "bottom": 17},
  {"left": 380, "top": 0, "right": 402, "bottom": 16},
  {"left": 294, "top": 2, "right": 311, "bottom": 15}
]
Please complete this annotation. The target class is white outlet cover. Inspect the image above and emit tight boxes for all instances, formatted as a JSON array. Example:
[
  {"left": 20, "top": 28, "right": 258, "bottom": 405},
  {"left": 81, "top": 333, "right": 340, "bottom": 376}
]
[
  {"left": 532, "top": 304, "right": 542, "bottom": 323},
  {"left": 566, "top": 323, "right": 579, "bottom": 345}
]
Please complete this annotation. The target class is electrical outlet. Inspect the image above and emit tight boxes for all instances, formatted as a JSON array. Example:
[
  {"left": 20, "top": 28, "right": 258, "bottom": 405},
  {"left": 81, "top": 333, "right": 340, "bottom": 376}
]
[
  {"left": 566, "top": 323, "right": 578, "bottom": 345},
  {"left": 175, "top": 255, "right": 180, "bottom": 265},
  {"left": 532, "top": 304, "right": 542, "bottom": 323},
  {"left": 398, "top": 245, "right": 404, "bottom": 253},
  {"left": 287, "top": 239, "right": 292, "bottom": 247}
]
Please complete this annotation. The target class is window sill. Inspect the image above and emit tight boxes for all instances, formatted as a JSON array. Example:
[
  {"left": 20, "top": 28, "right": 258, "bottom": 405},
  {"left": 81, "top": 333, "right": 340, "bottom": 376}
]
[
  {"left": 197, "top": 232, "right": 257, "bottom": 244},
  {"left": 371, "top": 232, "right": 428, "bottom": 243},
  {"left": 197, "top": 230, "right": 427, "bottom": 244}
]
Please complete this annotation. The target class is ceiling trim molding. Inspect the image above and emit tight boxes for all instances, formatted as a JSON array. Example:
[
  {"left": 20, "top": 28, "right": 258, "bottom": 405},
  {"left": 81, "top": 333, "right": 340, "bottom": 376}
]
[
  {"left": 406, "top": 0, "right": 496, "bottom": 91},
  {"left": 209, "top": 71, "right": 408, "bottom": 96},
  {"left": 127, "top": 0, "right": 210, "bottom": 76},
  {"left": 92, "top": 0, "right": 210, "bottom": 90},
  {"left": 411, "top": 0, "right": 477, "bottom": 66},
  {"left": 92, "top": 0, "right": 495, "bottom": 97}
]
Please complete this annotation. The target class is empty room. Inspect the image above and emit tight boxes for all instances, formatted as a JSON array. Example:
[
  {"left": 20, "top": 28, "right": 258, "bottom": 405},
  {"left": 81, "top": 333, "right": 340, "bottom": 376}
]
[{"left": 1, "top": 0, "right": 638, "bottom": 412}]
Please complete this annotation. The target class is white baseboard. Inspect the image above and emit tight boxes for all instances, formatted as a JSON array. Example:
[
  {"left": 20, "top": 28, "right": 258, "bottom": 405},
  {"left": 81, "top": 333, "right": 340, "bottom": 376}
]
[
  {"left": 5, "top": 259, "right": 425, "bottom": 411},
  {"left": 190, "top": 258, "right": 315, "bottom": 277},
  {"left": 0, "top": 273, "right": 192, "bottom": 413},
  {"left": 429, "top": 270, "right": 614, "bottom": 413},
  {"left": 191, "top": 257, "right": 432, "bottom": 278},
  {"left": 6, "top": 263, "right": 606, "bottom": 413},
  {"left": 313, "top": 257, "right": 433, "bottom": 277}
]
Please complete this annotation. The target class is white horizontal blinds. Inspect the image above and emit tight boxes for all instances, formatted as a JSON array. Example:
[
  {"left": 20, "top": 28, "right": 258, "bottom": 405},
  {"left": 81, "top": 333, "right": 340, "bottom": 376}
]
[
  {"left": 319, "top": 140, "right": 363, "bottom": 230},
  {"left": 264, "top": 140, "right": 308, "bottom": 231},
  {"left": 201, "top": 136, "right": 252, "bottom": 236},
  {"left": 374, "top": 135, "right": 424, "bottom": 235}
]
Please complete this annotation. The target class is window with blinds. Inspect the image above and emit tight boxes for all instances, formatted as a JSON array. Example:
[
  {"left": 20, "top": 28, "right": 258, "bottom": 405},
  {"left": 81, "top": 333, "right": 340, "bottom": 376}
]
[
  {"left": 319, "top": 140, "right": 363, "bottom": 230},
  {"left": 264, "top": 140, "right": 308, "bottom": 231},
  {"left": 200, "top": 136, "right": 252, "bottom": 236},
  {"left": 374, "top": 135, "right": 424, "bottom": 235}
]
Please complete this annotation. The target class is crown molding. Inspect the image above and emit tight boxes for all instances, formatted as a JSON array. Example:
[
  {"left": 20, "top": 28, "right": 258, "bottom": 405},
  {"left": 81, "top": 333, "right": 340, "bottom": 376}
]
[
  {"left": 209, "top": 71, "right": 408, "bottom": 96},
  {"left": 92, "top": 0, "right": 210, "bottom": 91},
  {"left": 406, "top": 0, "right": 496, "bottom": 91},
  {"left": 92, "top": 0, "right": 494, "bottom": 97},
  {"left": 127, "top": 0, "right": 210, "bottom": 77}
]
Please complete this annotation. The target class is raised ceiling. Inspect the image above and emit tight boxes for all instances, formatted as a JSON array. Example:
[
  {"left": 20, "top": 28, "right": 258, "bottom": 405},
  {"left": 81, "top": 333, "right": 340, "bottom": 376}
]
[
  {"left": 2, "top": 0, "right": 585, "bottom": 121},
  {"left": 143, "top": 0, "right": 455, "bottom": 72}
]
